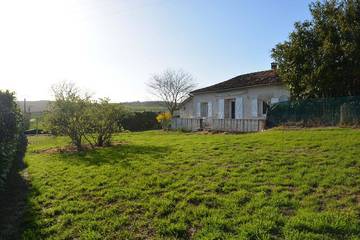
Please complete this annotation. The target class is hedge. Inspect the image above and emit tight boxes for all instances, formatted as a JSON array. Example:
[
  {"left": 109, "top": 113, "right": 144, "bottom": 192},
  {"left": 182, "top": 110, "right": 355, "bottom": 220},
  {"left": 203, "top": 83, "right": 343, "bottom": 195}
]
[
  {"left": 0, "top": 90, "right": 28, "bottom": 189},
  {"left": 118, "top": 111, "right": 161, "bottom": 132}
]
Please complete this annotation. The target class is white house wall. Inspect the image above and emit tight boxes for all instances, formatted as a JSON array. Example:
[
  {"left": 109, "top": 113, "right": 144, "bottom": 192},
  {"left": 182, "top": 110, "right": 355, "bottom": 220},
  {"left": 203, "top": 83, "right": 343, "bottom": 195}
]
[{"left": 179, "top": 84, "right": 289, "bottom": 119}]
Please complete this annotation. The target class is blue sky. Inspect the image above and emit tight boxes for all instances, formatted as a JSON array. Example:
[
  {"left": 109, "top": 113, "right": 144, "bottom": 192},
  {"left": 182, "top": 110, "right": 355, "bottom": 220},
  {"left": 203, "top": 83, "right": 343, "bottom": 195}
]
[{"left": 0, "top": 0, "right": 312, "bottom": 102}]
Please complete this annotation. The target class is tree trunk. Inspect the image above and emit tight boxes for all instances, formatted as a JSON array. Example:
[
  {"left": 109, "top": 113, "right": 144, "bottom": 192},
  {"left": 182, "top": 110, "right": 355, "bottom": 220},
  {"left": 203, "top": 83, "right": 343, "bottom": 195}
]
[{"left": 97, "top": 136, "right": 104, "bottom": 147}]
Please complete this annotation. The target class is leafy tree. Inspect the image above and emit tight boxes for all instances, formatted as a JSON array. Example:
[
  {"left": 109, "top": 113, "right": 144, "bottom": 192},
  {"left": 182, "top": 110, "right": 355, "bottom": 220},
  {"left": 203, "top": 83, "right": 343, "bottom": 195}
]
[
  {"left": 148, "top": 69, "right": 196, "bottom": 115},
  {"left": 272, "top": 0, "right": 360, "bottom": 99},
  {"left": 46, "top": 82, "right": 92, "bottom": 151}
]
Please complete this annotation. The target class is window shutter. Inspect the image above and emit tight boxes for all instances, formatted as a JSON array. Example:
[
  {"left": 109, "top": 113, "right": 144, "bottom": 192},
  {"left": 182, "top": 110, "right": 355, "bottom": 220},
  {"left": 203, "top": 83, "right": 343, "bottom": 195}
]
[
  {"left": 196, "top": 102, "right": 201, "bottom": 117},
  {"left": 235, "top": 97, "right": 243, "bottom": 119},
  {"left": 218, "top": 99, "right": 224, "bottom": 119},
  {"left": 208, "top": 101, "right": 212, "bottom": 117},
  {"left": 251, "top": 98, "right": 258, "bottom": 117}
]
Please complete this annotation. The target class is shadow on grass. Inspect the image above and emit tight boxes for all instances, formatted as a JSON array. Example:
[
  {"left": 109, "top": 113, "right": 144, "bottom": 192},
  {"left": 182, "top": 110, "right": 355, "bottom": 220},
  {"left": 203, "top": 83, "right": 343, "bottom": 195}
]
[
  {"left": 57, "top": 144, "right": 171, "bottom": 166},
  {"left": 19, "top": 144, "right": 171, "bottom": 239},
  {"left": 0, "top": 157, "right": 30, "bottom": 240},
  {"left": 19, "top": 185, "right": 43, "bottom": 240}
]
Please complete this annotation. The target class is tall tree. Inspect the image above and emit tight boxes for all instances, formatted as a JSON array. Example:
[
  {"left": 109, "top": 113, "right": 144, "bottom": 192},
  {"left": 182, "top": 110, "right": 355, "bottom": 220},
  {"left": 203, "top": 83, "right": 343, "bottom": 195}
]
[
  {"left": 148, "top": 69, "right": 196, "bottom": 115},
  {"left": 272, "top": 0, "right": 360, "bottom": 99}
]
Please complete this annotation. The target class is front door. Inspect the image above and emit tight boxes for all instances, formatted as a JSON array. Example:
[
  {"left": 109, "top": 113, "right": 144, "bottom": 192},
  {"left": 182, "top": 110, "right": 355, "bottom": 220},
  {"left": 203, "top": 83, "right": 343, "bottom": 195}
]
[{"left": 225, "top": 99, "right": 236, "bottom": 119}]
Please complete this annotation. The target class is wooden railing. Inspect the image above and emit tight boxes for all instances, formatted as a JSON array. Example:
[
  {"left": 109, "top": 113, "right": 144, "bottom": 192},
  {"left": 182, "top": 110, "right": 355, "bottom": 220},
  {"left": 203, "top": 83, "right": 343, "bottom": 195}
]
[
  {"left": 171, "top": 118, "right": 265, "bottom": 132},
  {"left": 171, "top": 118, "right": 202, "bottom": 131},
  {"left": 210, "top": 119, "right": 265, "bottom": 132}
]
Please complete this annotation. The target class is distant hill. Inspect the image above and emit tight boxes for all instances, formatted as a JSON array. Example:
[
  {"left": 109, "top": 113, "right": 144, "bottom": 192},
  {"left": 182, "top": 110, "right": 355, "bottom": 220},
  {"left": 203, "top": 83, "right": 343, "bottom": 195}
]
[
  {"left": 16, "top": 100, "right": 166, "bottom": 113},
  {"left": 17, "top": 100, "right": 50, "bottom": 113},
  {"left": 121, "top": 101, "right": 166, "bottom": 112}
]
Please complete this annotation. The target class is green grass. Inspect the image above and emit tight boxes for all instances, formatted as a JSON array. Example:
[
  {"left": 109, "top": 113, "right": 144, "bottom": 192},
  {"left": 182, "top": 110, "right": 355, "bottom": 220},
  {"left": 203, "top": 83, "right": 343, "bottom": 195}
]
[{"left": 23, "top": 129, "right": 360, "bottom": 239}]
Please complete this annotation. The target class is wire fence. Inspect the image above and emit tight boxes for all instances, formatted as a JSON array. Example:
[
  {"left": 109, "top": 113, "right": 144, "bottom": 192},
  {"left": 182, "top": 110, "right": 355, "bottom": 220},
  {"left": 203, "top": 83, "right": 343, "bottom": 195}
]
[{"left": 267, "top": 96, "right": 360, "bottom": 127}]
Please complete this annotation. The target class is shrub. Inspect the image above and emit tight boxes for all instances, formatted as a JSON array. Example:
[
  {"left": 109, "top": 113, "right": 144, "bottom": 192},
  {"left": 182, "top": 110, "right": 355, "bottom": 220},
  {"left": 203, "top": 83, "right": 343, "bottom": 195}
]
[
  {"left": 0, "top": 90, "right": 28, "bottom": 189},
  {"left": 156, "top": 112, "right": 172, "bottom": 130},
  {"left": 118, "top": 111, "right": 160, "bottom": 132},
  {"left": 46, "top": 82, "right": 127, "bottom": 150},
  {"left": 87, "top": 99, "right": 125, "bottom": 147},
  {"left": 45, "top": 82, "right": 92, "bottom": 151}
]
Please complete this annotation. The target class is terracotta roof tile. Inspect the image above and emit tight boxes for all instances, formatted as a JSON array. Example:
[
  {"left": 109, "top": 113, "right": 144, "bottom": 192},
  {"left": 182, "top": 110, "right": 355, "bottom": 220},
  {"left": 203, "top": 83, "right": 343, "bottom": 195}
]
[{"left": 191, "top": 70, "right": 282, "bottom": 94}]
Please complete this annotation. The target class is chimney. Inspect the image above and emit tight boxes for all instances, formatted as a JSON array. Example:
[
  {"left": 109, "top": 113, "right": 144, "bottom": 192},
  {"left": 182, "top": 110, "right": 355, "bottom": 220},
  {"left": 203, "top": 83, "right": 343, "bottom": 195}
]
[{"left": 271, "top": 62, "right": 278, "bottom": 70}]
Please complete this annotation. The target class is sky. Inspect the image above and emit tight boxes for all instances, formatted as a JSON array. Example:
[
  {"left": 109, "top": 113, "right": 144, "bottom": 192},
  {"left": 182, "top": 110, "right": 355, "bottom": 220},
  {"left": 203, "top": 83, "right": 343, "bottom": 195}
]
[{"left": 0, "top": 0, "right": 312, "bottom": 102}]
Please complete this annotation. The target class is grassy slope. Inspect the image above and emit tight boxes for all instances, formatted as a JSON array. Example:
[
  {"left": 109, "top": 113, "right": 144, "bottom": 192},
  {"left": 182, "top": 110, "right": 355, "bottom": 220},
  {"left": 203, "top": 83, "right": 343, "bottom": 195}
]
[
  {"left": 23, "top": 129, "right": 360, "bottom": 239},
  {"left": 121, "top": 101, "right": 166, "bottom": 112}
]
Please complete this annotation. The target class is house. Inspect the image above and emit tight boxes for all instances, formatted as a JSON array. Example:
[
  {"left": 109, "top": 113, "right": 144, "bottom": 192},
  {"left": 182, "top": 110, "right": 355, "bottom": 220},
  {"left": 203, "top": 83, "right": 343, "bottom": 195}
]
[{"left": 173, "top": 64, "right": 290, "bottom": 132}]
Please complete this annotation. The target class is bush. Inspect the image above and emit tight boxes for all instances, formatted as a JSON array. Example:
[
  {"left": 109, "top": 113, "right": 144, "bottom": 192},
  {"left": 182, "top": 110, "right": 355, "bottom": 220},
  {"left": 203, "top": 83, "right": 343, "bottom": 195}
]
[
  {"left": 87, "top": 99, "right": 125, "bottom": 147},
  {"left": 0, "top": 90, "right": 28, "bottom": 189},
  {"left": 45, "top": 82, "right": 92, "bottom": 151},
  {"left": 156, "top": 112, "right": 172, "bottom": 130},
  {"left": 46, "top": 83, "right": 128, "bottom": 150},
  {"left": 118, "top": 111, "right": 160, "bottom": 132}
]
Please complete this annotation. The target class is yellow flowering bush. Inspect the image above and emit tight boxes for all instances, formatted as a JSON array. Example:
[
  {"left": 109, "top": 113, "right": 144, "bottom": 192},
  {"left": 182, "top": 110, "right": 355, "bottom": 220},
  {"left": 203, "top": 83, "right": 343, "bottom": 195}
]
[{"left": 156, "top": 112, "right": 172, "bottom": 130}]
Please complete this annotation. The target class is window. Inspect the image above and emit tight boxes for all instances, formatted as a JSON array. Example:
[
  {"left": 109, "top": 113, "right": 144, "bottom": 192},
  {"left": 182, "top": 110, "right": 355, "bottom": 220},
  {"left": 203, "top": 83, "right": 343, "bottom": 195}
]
[
  {"left": 200, "top": 102, "right": 208, "bottom": 117},
  {"left": 262, "top": 101, "right": 269, "bottom": 115},
  {"left": 224, "top": 99, "right": 235, "bottom": 119},
  {"left": 231, "top": 101, "right": 236, "bottom": 119}
]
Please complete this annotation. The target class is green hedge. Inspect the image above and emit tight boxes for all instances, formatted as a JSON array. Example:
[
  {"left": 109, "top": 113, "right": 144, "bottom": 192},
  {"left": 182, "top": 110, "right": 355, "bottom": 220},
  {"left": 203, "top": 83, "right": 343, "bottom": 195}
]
[
  {"left": 118, "top": 111, "right": 161, "bottom": 131},
  {"left": 0, "top": 90, "right": 28, "bottom": 189}
]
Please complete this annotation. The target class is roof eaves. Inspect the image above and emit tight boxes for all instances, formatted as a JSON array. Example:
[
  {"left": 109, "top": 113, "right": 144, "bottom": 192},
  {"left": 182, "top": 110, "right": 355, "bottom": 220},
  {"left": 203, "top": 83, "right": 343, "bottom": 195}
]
[
  {"left": 191, "top": 82, "right": 284, "bottom": 95},
  {"left": 178, "top": 95, "right": 193, "bottom": 107}
]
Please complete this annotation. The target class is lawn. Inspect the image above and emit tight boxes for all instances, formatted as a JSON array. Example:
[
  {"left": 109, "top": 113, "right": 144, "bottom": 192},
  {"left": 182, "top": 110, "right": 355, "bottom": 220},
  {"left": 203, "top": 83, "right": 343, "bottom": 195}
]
[{"left": 22, "top": 129, "right": 360, "bottom": 239}]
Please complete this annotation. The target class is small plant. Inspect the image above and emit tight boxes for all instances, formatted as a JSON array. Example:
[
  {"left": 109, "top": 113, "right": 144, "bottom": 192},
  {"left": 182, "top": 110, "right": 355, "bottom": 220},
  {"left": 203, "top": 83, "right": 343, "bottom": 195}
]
[{"left": 156, "top": 112, "right": 172, "bottom": 130}]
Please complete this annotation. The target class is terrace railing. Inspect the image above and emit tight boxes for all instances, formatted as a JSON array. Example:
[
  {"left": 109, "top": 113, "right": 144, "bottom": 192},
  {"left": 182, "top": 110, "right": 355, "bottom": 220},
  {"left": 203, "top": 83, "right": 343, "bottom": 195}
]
[
  {"left": 210, "top": 119, "right": 265, "bottom": 132},
  {"left": 171, "top": 118, "right": 202, "bottom": 131},
  {"left": 171, "top": 118, "right": 265, "bottom": 132}
]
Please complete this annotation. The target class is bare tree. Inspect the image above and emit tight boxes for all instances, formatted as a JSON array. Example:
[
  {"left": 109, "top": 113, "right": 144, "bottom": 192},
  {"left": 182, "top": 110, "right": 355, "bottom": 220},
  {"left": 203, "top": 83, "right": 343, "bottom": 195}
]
[{"left": 148, "top": 69, "right": 196, "bottom": 115}]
